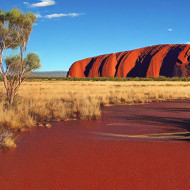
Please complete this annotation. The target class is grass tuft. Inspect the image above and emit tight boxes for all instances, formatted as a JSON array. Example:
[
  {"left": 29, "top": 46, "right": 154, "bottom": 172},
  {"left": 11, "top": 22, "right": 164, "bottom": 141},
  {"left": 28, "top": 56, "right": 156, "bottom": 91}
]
[{"left": 0, "top": 129, "right": 16, "bottom": 150}]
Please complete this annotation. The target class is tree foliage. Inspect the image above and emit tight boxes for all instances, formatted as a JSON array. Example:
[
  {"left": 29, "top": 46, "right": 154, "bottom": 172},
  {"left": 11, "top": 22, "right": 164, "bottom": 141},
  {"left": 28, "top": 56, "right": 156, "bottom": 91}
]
[{"left": 0, "top": 8, "right": 40, "bottom": 104}]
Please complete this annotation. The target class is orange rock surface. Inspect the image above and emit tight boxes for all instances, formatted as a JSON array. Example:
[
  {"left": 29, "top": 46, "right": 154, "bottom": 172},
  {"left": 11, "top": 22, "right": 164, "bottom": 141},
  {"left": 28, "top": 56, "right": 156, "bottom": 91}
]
[{"left": 68, "top": 44, "right": 190, "bottom": 78}]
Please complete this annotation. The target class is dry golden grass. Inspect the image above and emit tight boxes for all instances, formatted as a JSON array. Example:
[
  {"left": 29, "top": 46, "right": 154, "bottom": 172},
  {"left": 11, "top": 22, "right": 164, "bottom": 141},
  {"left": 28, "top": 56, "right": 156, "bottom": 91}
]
[
  {"left": 0, "top": 128, "right": 17, "bottom": 150},
  {"left": 0, "top": 80, "right": 190, "bottom": 149},
  {"left": 1, "top": 81, "right": 190, "bottom": 130}
]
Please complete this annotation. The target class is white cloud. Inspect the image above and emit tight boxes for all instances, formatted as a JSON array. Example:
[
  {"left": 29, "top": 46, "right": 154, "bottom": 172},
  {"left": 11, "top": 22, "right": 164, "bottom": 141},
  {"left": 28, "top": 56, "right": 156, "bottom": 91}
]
[
  {"left": 45, "top": 13, "right": 67, "bottom": 19},
  {"left": 35, "top": 12, "right": 85, "bottom": 20},
  {"left": 68, "top": 13, "right": 83, "bottom": 17},
  {"left": 31, "top": 0, "right": 55, "bottom": 8},
  {"left": 35, "top": 13, "right": 42, "bottom": 18},
  {"left": 23, "top": 2, "right": 29, "bottom": 5},
  {"left": 168, "top": 28, "right": 173, "bottom": 32},
  {"left": 45, "top": 13, "right": 84, "bottom": 19},
  {"left": 185, "top": 41, "right": 190, "bottom": 44}
]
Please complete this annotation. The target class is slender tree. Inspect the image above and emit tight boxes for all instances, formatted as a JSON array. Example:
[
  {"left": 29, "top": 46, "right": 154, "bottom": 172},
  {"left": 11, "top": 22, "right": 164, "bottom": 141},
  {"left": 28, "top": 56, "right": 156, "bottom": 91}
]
[
  {"left": 4, "top": 53, "right": 40, "bottom": 104},
  {"left": 0, "top": 9, "right": 40, "bottom": 104},
  {"left": 0, "top": 9, "right": 19, "bottom": 99}
]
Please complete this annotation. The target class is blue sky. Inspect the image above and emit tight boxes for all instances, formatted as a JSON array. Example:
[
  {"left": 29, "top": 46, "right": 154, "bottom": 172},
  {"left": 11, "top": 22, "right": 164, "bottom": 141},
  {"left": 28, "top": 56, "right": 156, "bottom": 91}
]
[{"left": 1, "top": 0, "right": 190, "bottom": 71}]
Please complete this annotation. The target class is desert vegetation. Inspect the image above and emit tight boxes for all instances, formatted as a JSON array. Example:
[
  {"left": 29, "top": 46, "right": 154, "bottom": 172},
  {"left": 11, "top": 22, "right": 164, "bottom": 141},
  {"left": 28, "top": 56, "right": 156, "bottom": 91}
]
[
  {"left": 0, "top": 8, "right": 40, "bottom": 104},
  {"left": 1, "top": 80, "right": 190, "bottom": 149},
  {"left": 0, "top": 8, "right": 40, "bottom": 149},
  {"left": 9, "top": 76, "right": 190, "bottom": 82}
]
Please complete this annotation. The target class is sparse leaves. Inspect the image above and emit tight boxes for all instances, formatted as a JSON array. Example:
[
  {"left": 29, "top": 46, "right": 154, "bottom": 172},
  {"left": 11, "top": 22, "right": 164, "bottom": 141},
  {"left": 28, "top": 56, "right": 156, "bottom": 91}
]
[
  {"left": 6, "top": 8, "right": 37, "bottom": 49},
  {"left": 26, "top": 11, "right": 37, "bottom": 23},
  {"left": 0, "top": 9, "right": 6, "bottom": 23},
  {"left": 25, "top": 53, "right": 41, "bottom": 71},
  {"left": 0, "top": 8, "right": 40, "bottom": 104},
  {"left": 4, "top": 54, "right": 21, "bottom": 74}
]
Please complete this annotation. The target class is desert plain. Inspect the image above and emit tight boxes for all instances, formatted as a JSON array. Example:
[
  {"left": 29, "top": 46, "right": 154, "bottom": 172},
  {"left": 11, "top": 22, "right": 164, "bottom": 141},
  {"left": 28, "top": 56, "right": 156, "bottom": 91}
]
[{"left": 0, "top": 81, "right": 190, "bottom": 189}]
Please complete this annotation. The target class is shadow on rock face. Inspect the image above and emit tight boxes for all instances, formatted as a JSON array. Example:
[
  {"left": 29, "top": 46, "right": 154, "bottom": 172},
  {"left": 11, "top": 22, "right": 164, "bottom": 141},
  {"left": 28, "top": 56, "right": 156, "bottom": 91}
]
[{"left": 173, "top": 48, "right": 190, "bottom": 77}]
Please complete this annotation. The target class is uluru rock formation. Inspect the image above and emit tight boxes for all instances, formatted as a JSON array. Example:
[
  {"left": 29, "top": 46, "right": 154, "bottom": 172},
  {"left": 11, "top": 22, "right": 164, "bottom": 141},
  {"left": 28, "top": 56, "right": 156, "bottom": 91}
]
[{"left": 68, "top": 44, "right": 190, "bottom": 78}]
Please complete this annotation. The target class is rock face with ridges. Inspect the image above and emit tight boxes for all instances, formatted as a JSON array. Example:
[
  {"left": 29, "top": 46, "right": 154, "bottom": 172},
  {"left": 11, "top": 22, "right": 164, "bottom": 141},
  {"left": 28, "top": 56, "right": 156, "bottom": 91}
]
[{"left": 68, "top": 44, "right": 190, "bottom": 78}]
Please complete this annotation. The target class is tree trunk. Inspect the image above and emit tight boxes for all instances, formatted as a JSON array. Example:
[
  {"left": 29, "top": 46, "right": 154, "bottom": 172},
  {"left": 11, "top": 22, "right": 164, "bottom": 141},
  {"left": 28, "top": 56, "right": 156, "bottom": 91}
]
[
  {"left": 0, "top": 53, "right": 8, "bottom": 90},
  {"left": 6, "top": 83, "right": 15, "bottom": 105},
  {"left": 0, "top": 53, "right": 11, "bottom": 104},
  {"left": 7, "top": 91, "right": 14, "bottom": 105},
  {"left": 0, "top": 46, "right": 15, "bottom": 105}
]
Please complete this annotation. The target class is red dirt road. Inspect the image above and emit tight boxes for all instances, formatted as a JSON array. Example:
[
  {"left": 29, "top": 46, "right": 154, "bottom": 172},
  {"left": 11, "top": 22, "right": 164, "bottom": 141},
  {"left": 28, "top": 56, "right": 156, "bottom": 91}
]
[{"left": 0, "top": 101, "right": 190, "bottom": 190}]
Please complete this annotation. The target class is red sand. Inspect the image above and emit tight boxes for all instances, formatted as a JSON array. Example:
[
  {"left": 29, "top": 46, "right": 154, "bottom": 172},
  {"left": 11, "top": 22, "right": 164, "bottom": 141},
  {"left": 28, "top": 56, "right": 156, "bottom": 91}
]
[
  {"left": 0, "top": 101, "right": 190, "bottom": 190},
  {"left": 68, "top": 44, "right": 190, "bottom": 78}
]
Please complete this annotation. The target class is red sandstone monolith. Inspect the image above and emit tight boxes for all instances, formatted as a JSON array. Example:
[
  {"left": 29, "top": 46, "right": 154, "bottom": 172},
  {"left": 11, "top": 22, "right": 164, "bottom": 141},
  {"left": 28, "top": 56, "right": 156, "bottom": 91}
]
[{"left": 68, "top": 44, "right": 190, "bottom": 78}]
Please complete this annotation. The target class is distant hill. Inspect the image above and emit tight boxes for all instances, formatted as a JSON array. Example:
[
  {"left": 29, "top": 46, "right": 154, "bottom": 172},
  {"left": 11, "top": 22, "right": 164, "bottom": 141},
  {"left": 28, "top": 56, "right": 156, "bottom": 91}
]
[{"left": 30, "top": 71, "right": 68, "bottom": 77}]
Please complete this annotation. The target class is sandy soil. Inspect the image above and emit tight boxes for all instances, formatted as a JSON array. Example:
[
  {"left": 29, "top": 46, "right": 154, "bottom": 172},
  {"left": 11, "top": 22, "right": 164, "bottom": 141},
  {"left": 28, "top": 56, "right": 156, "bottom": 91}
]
[{"left": 0, "top": 101, "right": 190, "bottom": 190}]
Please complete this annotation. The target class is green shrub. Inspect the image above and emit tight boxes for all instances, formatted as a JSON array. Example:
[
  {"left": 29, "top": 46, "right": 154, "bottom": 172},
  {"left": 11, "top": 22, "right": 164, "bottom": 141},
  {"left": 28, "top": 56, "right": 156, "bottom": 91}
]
[{"left": 22, "top": 76, "right": 190, "bottom": 82}]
